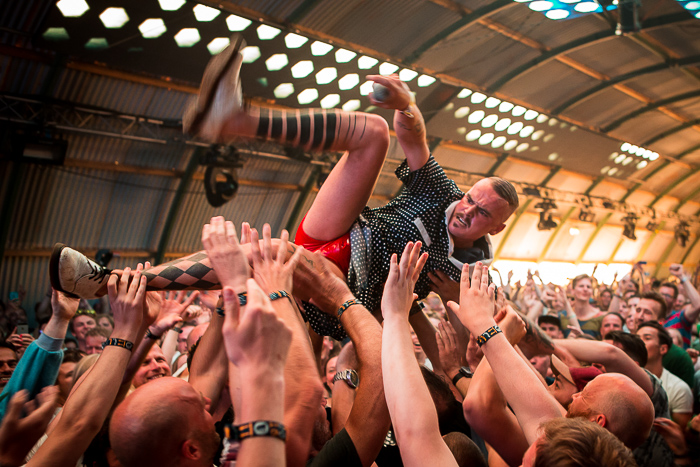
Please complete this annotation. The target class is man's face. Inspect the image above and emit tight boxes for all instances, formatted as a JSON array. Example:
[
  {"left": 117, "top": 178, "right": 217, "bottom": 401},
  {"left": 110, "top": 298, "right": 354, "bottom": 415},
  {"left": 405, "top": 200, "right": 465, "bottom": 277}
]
[
  {"left": 57, "top": 361, "right": 77, "bottom": 401},
  {"left": 177, "top": 326, "right": 194, "bottom": 354},
  {"left": 658, "top": 286, "right": 676, "bottom": 313},
  {"left": 600, "top": 314, "right": 622, "bottom": 339},
  {"left": 0, "top": 348, "right": 18, "bottom": 390},
  {"left": 600, "top": 291, "right": 612, "bottom": 308},
  {"left": 634, "top": 299, "right": 661, "bottom": 328},
  {"left": 539, "top": 323, "right": 563, "bottom": 339},
  {"left": 98, "top": 317, "right": 113, "bottom": 334},
  {"left": 72, "top": 315, "right": 96, "bottom": 341},
  {"left": 85, "top": 335, "right": 107, "bottom": 355},
  {"left": 133, "top": 346, "right": 172, "bottom": 387},
  {"left": 636, "top": 326, "right": 666, "bottom": 363},
  {"left": 566, "top": 374, "right": 608, "bottom": 420},
  {"left": 674, "top": 293, "right": 686, "bottom": 311},
  {"left": 448, "top": 179, "right": 511, "bottom": 247},
  {"left": 572, "top": 278, "right": 593, "bottom": 302},
  {"left": 548, "top": 374, "right": 578, "bottom": 408},
  {"left": 529, "top": 354, "right": 551, "bottom": 379},
  {"left": 325, "top": 356, "right": 338, "bottom": 386}
]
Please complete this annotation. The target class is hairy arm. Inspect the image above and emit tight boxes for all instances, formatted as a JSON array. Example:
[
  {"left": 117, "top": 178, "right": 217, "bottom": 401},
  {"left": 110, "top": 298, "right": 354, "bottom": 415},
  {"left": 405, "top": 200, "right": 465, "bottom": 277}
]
[
  {"left": 29, "top": 269, "right": 145, "bottom": 466},
  {"left": 553, "top": 339, "right": 653, "bottom": 397}
]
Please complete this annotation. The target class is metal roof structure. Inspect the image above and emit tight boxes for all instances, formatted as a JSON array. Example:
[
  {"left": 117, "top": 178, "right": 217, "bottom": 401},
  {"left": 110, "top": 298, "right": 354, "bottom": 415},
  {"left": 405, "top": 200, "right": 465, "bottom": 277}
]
[{"left": 1, "top": 0, "right": 700, "bottom": 305}]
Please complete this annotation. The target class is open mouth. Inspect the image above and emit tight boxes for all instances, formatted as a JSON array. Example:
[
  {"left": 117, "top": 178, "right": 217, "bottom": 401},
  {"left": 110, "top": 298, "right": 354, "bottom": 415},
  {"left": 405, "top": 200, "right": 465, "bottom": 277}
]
[
  {"left": 146, "top": 374, "right": 166, "bottom": 382},
  {"left": 456, "top": 215, "right": 470, "bottom": 227}
]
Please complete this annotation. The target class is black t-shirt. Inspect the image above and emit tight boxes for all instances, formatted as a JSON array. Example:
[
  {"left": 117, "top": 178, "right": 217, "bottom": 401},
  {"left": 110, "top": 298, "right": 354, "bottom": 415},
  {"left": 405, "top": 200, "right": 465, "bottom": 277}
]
[{"left": 307, "top": 428, "right": 362, "bottom": 467}]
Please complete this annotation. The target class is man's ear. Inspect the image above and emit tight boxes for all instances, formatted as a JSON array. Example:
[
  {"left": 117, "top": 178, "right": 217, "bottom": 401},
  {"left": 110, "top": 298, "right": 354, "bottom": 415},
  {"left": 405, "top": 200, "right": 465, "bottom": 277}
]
[
  {"left": 590, "top": 413, "right": 607, "bottom": 428},
  {"left": 181, "top": 439, "right": 202, "bottom": 460},
  {"left": 659, "top": 344, "right": 669, "bottom": 356},
  {"left": 489, "top": 223, "right": 506, "bottom": 236}
]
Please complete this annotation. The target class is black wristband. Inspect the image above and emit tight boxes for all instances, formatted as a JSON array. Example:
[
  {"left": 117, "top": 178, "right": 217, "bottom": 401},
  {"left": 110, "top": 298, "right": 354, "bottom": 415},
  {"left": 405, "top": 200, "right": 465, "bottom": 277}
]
[
  {"left": 337, "top": 299, "right": 360, "bottom": 319},
  {"left": 101, "top": 337, "right": 134, "bottom": 351},
  {"left": 145, "top": 329, "right": 161, "bottom": 340},
  {"left": 225, "top": 420, "right": 286, "bottom": 442},
  {"left": 476, "top": 325, "right": 502, "bottom": 347}
]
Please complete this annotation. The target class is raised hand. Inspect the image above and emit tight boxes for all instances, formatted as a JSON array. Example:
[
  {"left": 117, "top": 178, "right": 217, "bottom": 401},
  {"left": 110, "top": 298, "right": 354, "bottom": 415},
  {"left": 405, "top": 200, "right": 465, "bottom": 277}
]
[
  {"left": 293, "top": 251, "right": 354, "bottom": 315},
  {"left": 447, "top": 262, "right": 496, "bottom": 336},
  {"left": 221, "top": 279, "right": 292, "bottom": 372},
  {"left": 201, "top": 216, "right": 250, "bottom": 292},
  {"left": 0, "top": 387, "right": 59, "bottom": 466},
  {"left": 107, "top": 266, "right": 146, "bottom": 337},
  {"left": 50, "top": 289, "right": 80, "bottom": 321},
  {"left": 436, "top": 319, "right": 462, "bottom": 377},
  {"left": 381, "top": 241, "right": 429, "bottom": 319},
  {"left": 249, "top": 224, "right": 302, "bottom": 295},
  {"left": 366, "top": 74, "right": 412, "bottom": 111},
  {"left": 428, "top": 270, "right": 460, "bottom": 304}
]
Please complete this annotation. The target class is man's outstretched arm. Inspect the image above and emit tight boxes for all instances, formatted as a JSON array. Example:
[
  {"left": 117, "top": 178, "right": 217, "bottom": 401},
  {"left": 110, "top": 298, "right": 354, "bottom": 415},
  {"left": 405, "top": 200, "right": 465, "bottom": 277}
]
[
  {"left": 448, "top": 263, "right": 561, "bottom": 445},
  {"left": 381, "top": 242, "right": 457, "bottom": 467}
]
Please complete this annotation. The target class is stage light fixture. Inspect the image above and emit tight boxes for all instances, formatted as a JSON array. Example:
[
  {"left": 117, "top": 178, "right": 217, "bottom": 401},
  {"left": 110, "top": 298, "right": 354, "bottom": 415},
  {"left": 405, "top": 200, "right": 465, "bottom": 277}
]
[
  {"left": 578, "top": 209, "right": 595, "bottom": 223},
  {"left": 621, "top": 213, "right": 638, "bottom": 240},
  {"left": 675, "top": 221, "right": 690, "bottom": 247},
  {"left": 538, "top": 212, "right": 558, "bottom": 231},
  {"left": 616, "top": 0, "right": 640, "bottom": 35},
  {"left": 201, "top": 146, "right": 242, "bottom": 207}
]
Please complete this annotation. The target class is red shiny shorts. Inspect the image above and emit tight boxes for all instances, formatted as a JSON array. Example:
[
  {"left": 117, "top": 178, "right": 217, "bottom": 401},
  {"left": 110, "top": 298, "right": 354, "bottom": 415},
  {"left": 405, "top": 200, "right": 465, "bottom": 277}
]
[{"left": 294, "top": 215, "right": 351, "bottom": 275}]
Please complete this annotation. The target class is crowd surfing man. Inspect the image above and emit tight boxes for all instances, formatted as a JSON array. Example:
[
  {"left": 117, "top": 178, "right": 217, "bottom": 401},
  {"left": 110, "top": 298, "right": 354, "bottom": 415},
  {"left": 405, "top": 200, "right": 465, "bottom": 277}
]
[{"left": 50, "top": 34, "right": 518, "bottom": 337}]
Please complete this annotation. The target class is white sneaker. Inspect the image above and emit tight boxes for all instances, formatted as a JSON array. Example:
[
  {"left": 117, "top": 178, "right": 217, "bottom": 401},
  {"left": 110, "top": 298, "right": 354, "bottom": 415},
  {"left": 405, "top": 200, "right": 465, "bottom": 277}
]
[
  {"left": 50, "top": 243, "right": 111, "bottom": 298},
  {"left": 182, "top": 34, "right": 246, "bottom": 142}
]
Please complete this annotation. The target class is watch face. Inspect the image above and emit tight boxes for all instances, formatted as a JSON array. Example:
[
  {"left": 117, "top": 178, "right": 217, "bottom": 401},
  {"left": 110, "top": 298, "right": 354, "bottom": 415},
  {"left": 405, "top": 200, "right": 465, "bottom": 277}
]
[{"left": 347, "top": 370, "right": 359, "bottom": 388}]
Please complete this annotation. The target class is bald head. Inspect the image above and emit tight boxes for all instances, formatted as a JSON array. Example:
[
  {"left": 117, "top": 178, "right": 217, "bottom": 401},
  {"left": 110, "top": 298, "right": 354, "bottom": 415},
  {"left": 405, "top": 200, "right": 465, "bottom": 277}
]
[
  {"left": 110, "top": 378, "right": 218, "bottom": 467},
  {"left": 567, "top": 373, "right": 653, "bottom": 449}
]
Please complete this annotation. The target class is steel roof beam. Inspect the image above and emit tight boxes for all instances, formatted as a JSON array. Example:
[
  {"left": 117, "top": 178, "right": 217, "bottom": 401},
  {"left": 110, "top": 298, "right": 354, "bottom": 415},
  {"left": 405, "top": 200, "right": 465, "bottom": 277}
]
[
  {"left": 602, "top": 90, "right": 700, "bottom": 133},
  {"left": 554, "top": 54, "right": 700, "bottom": 114},
  {"left": 642, "top": 118, "right": 700, "bottom": 146}
]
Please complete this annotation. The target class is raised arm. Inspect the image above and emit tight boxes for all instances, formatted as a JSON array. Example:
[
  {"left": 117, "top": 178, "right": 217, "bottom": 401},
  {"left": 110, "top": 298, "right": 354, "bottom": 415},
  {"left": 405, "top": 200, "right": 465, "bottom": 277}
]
[
  {"left": 249, "top": 223, "right": 321, "bottom": 467},
  {"left": 381, "top": 242, "right": 457, "bottom": 467},
  {"left": 29, "top": 267, "right": 145, "bottom": 466},
  {"left": 669, "top": 264, "right": 700, "bottom": 322},
  {"left": 295, "top": 249, "right": 388, "bottom": 467},
  {"left": 448, "top": 263, "right": 561, "bottom": 444},
  {"left": 553, "top": 339, "right": 653, "bottom": 397},
  {"left": 368, "top": 74, "right": 430, "bottom": 171},
  {"left": 221, "top": 280, "right": 291, "bottom": 467}
]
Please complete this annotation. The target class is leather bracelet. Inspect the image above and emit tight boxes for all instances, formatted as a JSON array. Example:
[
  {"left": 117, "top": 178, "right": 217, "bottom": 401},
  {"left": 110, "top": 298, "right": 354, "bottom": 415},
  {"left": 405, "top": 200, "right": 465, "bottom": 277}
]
[
  {"left": 269, "top": 290, "right": 290, "bottom": 301},
  {"left": 225, "top": 420, "right": 286, "bottom": 442},
  {"left": 171, "top": 326, "right": 183, "bottom": 334},
  {"left": 476, "top": 325, "right": 502, "bottom": 347},
  {"left": 337, "top": 299, "right": 361, "bottom": 319},
  {"left": 145, "top": 328, "right": 161, "bottom": 340},
  {"left": 101, "top": 337, "right": 134, "bottom": 351}
]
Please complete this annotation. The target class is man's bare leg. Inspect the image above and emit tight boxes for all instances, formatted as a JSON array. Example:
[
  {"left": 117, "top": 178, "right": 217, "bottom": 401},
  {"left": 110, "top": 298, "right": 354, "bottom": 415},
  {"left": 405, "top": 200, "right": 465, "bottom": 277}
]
[{"left": 188, "top": 35, "right": 391, "bottom": 241}]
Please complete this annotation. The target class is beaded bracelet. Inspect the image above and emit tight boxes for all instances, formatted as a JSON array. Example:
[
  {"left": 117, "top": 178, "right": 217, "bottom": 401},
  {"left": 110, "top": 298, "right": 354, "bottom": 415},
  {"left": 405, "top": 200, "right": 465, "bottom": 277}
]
[
  {"left": 476, "top": 325, "right": 502, "bottom": 347},
  {"left": 225, "top": 420, "right": 286, "bottom": 442},
  {"left": 101, "top": 337, "right": 134, "bottom": 351}
]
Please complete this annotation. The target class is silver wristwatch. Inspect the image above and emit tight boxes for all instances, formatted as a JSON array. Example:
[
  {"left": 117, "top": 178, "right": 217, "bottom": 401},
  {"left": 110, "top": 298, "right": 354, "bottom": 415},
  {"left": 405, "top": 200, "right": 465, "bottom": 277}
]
[{"left": 333, "top": 369, "right": 359, "bottom": 389}]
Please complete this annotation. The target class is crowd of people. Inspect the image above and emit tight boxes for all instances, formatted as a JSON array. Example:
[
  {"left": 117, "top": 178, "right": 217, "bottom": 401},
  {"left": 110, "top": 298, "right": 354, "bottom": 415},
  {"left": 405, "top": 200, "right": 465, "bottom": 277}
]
[{"left": 1, "top": 34, "right": 700, "bottom": 466}]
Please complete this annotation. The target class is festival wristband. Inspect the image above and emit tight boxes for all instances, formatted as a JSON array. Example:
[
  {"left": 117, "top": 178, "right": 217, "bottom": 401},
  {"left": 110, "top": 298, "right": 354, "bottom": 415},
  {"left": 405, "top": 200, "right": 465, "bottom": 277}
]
[
  {"left": 101, "top": 337, "right": 134, "bottom": 351},
  {"left": 476, "top": 325, "right": 502, "bottom": 347},
  {"left": 269, "top": 290, "right": 290, "bottom": 301},
  {"left": 225, "top": 421, "right": 286, "bottom": 442},
  {"left": 337, "top": 299, "right": 361, "bottom": 319}
]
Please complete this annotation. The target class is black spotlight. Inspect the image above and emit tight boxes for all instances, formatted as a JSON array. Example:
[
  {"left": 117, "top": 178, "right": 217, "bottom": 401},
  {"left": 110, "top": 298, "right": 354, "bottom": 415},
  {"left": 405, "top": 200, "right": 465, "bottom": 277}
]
[
  {"left": 615, "top": 0, "right": 640, "bottom": 35},
  {"left": 621, "top": 213, "right": 638, "bottom": 241},
  {"left": 675, "top": 221, "right": 690, "bottom": 248},
  {"left": 204, "top": 166, "right": 239, "bottom": 207},
  {"left": 538, "top": 212, "right": 558, "bottom": 231},
  {"left": 201, "top": 145, "right": 243, "bottom": 207},
  {"left": 578, "top": 209, "right": 596, "bottom": 223},
  {"left": 95, "top": 249, "right": 113, "bottom": 267}
]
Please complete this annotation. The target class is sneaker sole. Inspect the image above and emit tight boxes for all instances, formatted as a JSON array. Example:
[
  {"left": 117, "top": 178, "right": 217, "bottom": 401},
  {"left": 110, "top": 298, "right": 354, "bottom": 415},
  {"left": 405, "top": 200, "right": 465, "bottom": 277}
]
[
  {"left": 183, "top": 34, "right": 246, "bottom": 137},
  {"left": 49, "top": 243, "right": 79, "bottom": 298}
]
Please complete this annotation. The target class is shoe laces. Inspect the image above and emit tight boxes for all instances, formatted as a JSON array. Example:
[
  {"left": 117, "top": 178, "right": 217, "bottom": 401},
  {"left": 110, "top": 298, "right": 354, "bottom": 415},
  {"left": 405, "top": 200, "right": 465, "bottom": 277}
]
[{"left": 87, "top": 261, "right": 108, "bottom": 283}]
